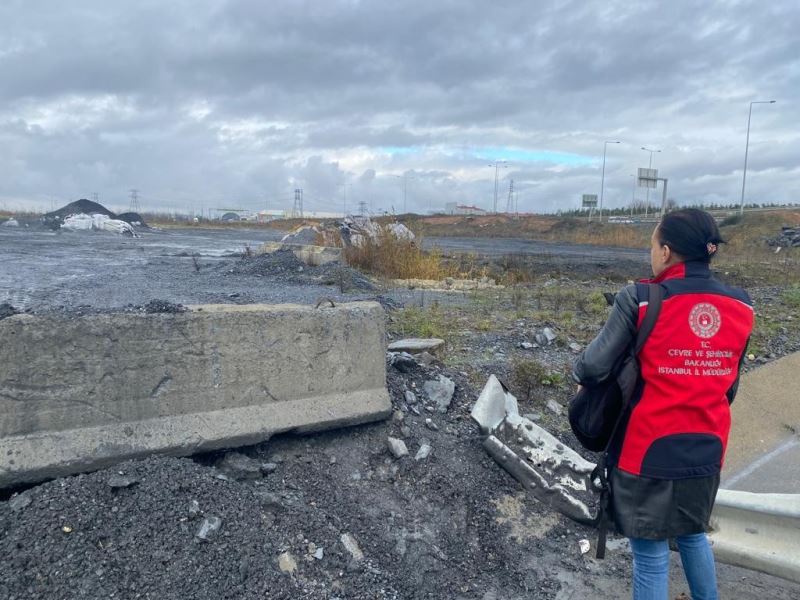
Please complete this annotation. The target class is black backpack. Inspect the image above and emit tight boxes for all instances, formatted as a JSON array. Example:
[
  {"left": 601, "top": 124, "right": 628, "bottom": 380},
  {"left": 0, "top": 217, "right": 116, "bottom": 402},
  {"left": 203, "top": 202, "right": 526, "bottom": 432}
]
[
  {"left": 568, "top": 283, "right": 663, "bottom": 452},
  {"left": 568, "top": 283, "right": 663, "bottom": 558}
]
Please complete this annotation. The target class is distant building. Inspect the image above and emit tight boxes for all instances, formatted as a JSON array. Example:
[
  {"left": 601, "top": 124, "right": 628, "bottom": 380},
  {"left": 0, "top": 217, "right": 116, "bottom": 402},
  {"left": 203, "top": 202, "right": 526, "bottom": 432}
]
[
  {"left": 256, "top": 210, "right": 344, "bottom": 222},
  {"left": 445, "top": 203, "right": 487, "bottom": 216}
]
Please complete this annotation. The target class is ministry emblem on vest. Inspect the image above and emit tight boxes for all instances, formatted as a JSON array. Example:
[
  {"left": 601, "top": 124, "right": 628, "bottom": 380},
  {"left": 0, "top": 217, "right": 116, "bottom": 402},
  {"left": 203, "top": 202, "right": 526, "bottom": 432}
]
[{"left": 689, "top": 303, "right": 722, "bottom": 339}]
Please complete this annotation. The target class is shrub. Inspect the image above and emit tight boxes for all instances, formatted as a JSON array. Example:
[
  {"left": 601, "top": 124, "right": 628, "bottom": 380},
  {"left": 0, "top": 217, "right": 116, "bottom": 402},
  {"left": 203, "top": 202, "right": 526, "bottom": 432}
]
[{"left": 344, "top": 233, "right": 454, "bottom": 280}]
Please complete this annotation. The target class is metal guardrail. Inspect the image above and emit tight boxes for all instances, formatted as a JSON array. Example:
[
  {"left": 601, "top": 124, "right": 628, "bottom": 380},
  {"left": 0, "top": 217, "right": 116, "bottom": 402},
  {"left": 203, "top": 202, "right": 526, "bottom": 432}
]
[{"left": 709, "top": 490, "right": 800, "bottom": 584}]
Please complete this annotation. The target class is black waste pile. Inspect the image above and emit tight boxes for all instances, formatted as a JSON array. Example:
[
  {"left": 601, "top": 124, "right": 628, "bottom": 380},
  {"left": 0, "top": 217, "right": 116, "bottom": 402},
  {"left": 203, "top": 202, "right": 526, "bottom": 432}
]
[
  {"left": 42, "top": 199, "right": 149, "bottom": 230},
  {"left": 226, "top": 250, "right": 375, "bottom": 292}
]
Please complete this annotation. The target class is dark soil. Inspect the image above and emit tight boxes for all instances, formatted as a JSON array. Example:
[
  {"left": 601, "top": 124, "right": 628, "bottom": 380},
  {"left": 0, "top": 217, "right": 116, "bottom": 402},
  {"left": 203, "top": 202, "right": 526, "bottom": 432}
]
[
  {"left": 226, "top": 250, "right": 376, "bottom": 292},
  {"left": 0, "top": 358, "right": 618, "bottom": 600},
  {"left": 44, "top": 199, "right": 116, "bottom": 220}
]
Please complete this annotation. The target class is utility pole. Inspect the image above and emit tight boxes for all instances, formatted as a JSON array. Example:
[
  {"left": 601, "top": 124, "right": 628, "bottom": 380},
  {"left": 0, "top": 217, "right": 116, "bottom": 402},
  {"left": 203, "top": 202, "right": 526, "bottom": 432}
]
[
  {"left": 128, "top": 189, "right": 140, "bottom": 213},
  {"left": 489, "top": 161, "right": 507, "bottom": 213},
  {"left": 506, "top": 179, "right": 515, "bottom": 214}
]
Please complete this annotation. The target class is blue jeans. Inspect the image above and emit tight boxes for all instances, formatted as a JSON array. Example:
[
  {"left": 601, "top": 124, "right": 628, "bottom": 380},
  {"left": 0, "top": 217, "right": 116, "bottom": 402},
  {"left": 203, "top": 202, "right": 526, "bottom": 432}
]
[{"left": 629, "top": 533, "right": 718, "bottom": 600}]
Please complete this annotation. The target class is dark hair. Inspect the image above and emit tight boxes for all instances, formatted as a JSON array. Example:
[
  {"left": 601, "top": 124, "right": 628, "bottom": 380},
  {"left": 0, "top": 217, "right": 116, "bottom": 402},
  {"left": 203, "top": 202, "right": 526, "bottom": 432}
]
[{"left": 657, "top": 208, "right": 725, "bottom": 263}]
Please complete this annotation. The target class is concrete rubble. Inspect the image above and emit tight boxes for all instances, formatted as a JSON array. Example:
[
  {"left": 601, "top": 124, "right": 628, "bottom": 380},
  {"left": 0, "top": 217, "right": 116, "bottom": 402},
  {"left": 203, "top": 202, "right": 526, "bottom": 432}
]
[
  {"left": 471, "top": 375, "right": 596, "bottom": 523},
  {"left": 423, "top": 374, "right": 456, "bottom": 413},
  {"left": 387, "top": 337, "right": 445, "bottom": 354}
]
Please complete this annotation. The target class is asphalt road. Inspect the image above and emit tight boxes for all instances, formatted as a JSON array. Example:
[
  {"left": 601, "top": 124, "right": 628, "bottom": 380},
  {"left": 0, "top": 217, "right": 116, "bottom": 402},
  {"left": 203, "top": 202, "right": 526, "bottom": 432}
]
[
  {"left": 722, "top": 351, "right": 800, "bottom": 493},
  {"left": 423, "top": 235, "right": 649, "bottom": 263}
]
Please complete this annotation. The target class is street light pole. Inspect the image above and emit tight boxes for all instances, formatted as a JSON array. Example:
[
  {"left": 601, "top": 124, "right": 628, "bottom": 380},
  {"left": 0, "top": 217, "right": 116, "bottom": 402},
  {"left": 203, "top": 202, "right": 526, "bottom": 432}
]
[
  {"left": 740, "top": 100, "right": 776, "bottom": 216},
  {"left": 630, "top": 174, "right": 636, "bottom": 218},
  {"left": 599, "top": 141, "right": 620, "bottom": 222}
]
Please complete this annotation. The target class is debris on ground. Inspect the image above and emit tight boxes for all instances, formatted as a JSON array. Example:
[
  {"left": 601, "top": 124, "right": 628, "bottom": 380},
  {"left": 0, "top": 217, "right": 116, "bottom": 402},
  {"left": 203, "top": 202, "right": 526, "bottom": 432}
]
[
  {"left": 387, "top": 337, "right": 445, "bottom": 354},
  {"left": 767, "top": 225, "right": 800, "bottom": 248}
]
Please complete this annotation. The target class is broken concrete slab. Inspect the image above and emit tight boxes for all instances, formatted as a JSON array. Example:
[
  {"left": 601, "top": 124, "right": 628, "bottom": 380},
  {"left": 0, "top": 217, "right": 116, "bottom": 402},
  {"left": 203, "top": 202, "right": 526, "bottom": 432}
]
[
  {"left": 423, "top": 375, "right": 455, "bottom": 413},
  {"left": 472, "top": 375, "right": 595, "bottom": 524},
  {"left": 387, "top": 338, "right": 445, "bottom": 354},
  {"left": 217, "top": 452, "right": 263, "bottom": 481},
  {"left": 0, "top": 302, "right": 391, "bottom": 488}
]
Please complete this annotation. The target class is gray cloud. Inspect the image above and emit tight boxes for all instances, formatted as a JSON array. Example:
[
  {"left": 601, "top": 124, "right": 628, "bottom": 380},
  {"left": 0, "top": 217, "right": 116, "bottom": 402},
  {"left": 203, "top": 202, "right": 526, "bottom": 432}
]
[{"left": 0, "top": 0, "right": 798, "bottom": 215}]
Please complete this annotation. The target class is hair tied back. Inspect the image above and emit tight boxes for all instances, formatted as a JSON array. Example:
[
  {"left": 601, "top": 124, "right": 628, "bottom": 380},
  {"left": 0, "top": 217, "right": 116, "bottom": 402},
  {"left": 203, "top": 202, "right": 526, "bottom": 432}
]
[{"left": 706, "top": 242, "right": 718, "bottom": 256}]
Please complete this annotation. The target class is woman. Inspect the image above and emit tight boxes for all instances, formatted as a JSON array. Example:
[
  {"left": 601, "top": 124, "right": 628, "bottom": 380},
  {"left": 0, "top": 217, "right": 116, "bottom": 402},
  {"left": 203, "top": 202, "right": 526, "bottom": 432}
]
[{"left": 573, "top": 209, "right": 753, "bottom": 600}]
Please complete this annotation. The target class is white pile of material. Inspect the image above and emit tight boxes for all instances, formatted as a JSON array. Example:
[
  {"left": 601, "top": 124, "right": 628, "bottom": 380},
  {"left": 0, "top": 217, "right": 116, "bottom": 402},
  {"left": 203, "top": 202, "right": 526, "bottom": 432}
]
[
  {"left": 2, "top": 218, "right": 19, "bottom": 227},
  {"left": 340, "top": 216, "right": 415, "bottom": 248},
  {"left": 61, "top": 214, "right": 138, "bottom": 237}
]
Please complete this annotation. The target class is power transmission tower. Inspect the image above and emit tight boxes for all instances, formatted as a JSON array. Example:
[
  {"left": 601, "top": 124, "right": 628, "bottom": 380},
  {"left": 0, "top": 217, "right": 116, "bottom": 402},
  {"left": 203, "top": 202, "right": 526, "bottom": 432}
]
[
  {"left": 92, "top": 192, "right": 99, "bottom": 204},
  {"left": 358, "top": 200, "right": 368, "bottom": 216},
  {"left": 129, "top": 189, "right": 140, "bottom": 213},
  {"left": 505, "top": 179, "right": 514, "bottom": 214},
  {"left": 293, "top": 188, "right": 304, "bottom": 218}
]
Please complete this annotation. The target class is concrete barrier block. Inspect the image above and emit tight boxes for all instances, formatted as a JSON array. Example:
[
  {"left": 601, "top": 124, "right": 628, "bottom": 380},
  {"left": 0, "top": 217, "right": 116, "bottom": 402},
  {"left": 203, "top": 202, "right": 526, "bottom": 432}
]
[{"left": 0, "top": 302, "right": 390, "bottom": 487}]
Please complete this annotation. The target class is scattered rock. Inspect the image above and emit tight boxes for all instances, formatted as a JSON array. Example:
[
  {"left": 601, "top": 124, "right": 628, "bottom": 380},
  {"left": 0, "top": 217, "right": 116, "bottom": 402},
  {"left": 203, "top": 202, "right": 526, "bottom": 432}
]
[
  {"left": 534, "top": 333, "right": 548, "bottom": 346},
  {"left": 417, "top": 351, "right": 437, "bottom": 366},
  {"left": 313, "top": 547, "right": 324, "bottom": 560},
  {"left": 520, "top": 341, "right": 534, "bottom": 350},
  {"left": 579, "top": 539, "right": 591, "bottom": 555},
  {"left": 425, "top": 418, "right": 439, "bottom": 431},
  {"left": 8, "top": 492, "right": 32, "bottom": 511},
  {"left": 415, "top": 442, "right": 433, "bottom": 461},
  {"left": 196, "top": 516, "right": 222, "bottom": 541},
  {"left": 387, "top": 437, "right": 409, "bottom": 459},
  {"left": 543, "top": 327, "right": 557, "bottom": 344},
  {"left": 387, "top": 338, "right": 445, "bottom": 354},
  {"left": 278, "top": 551, "right": 298, "bottom": 574},
  {"left": 389, "top": 351, "right": 418, "bottom": 373},
  {"left": 546, "top": 399, "right": 563, "bottom": 416},
  {"left": 260, "top": 462, "right": 278, "bottom": 475},
  {"left": 217, "top": 452, "right": 263, "bottom": 480},
  {"left": 340, "top": 533, "right": 364, "bottom": 562},
  {"left": 188, "top": 500, "right": 201, "bottom": 519},
  {"left": 423, "top": 375, "right": 456, "bottom": 413},
  {"left": 568, "top": 342, "right": 583, "bottom": 353},
  {"left": 404, "top": 390, "right": 418, "bottom": 405},
  {"left": 107, "top": 474, "right": 139, "bottom": 489}
]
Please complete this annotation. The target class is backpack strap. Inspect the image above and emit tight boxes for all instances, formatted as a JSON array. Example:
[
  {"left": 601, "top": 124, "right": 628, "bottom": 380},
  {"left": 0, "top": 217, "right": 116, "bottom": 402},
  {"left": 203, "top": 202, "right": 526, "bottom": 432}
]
[
  {"left": 634, "top": 283, "right": 664, "bottom": 355},
  {"left": 593, "top": 283, "right": 663, "bottom": 559}
]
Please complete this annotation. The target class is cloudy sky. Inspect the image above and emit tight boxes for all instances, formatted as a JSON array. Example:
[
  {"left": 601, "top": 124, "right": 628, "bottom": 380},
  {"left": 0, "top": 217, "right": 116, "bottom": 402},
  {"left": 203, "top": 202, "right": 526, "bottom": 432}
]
[{"left": 1, "top": 0, "right": 798, "bottom": 216}]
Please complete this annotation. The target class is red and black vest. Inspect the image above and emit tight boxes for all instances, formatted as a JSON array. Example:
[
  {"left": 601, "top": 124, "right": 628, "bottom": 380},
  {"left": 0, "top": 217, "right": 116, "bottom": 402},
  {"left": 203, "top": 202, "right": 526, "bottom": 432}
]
[{"left": 617, "top": 261, "right": 753, "bottom": 479}]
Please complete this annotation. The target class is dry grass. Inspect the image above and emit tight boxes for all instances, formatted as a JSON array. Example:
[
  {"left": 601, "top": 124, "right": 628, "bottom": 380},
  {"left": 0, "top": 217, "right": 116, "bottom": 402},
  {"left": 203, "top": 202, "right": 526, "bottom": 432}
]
[{"left": 344, "top": 233, "right": 457, "bottom": 280}]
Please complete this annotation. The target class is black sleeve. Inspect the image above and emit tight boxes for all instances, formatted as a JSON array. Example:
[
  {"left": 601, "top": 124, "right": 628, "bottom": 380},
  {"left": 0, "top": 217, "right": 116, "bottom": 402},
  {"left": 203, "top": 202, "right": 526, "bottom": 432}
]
[
  {"left": 726, "top": 337, "right": 750, "bottom": 405},
  {"left": 572, "top": 284, "right": 638, "bottom": 386}
]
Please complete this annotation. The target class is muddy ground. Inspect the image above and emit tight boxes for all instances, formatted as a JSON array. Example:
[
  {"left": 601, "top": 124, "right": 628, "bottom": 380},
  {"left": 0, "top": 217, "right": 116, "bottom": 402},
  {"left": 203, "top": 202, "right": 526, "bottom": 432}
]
[{"left": 1, "top": 226, "right": 799, "bottom": 599}]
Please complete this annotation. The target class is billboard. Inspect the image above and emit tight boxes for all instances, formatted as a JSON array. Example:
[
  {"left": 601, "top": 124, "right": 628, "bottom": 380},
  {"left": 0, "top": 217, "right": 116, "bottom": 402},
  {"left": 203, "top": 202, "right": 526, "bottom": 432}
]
[
  {"left": 638, "top": 167, "right": 658, "bottom": 188},
  {"left": 581, "top": 194, "right": 598, "bottom": 208}
]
